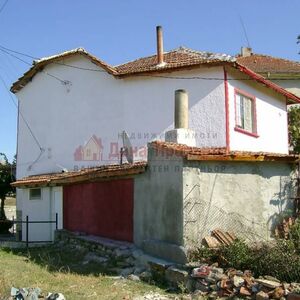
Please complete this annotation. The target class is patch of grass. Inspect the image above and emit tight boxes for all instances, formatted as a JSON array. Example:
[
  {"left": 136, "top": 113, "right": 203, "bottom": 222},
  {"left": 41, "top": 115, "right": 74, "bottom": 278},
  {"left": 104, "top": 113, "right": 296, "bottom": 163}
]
[{"left": 0, "top": 245, "right": 171, "bottom": 299}]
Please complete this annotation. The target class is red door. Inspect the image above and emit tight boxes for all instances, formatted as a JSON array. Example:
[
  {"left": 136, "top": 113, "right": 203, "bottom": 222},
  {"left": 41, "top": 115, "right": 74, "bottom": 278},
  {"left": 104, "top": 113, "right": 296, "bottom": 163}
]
[{"left": 63, "top": 179, "right": 133, "bottom": 242}]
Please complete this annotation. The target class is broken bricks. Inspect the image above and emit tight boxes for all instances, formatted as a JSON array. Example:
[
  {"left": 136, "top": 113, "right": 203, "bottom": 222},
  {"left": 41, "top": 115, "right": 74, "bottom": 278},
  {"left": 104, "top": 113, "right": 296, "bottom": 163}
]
[{"left": 183, "top": 264, "right": 300, "bottom": 300}]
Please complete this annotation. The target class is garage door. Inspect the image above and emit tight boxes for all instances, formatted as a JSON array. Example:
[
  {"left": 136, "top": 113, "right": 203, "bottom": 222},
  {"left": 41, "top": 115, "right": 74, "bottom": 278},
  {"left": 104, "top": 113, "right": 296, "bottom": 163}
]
[{"left": 63, "top": 179, "right": 133, "bottom": 242}]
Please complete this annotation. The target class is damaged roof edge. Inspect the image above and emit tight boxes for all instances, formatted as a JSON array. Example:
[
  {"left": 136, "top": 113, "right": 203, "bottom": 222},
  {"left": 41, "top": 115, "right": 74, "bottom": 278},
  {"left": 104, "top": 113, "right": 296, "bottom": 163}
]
[
  {"left": 12, "top": 162, "right": 147, "bottom": 188},
  {"left": 234, "top": 63, "right": 300, "bottom": 104},
  {"left": 150, "top": 141, "right": 300, "bottom": 163}
]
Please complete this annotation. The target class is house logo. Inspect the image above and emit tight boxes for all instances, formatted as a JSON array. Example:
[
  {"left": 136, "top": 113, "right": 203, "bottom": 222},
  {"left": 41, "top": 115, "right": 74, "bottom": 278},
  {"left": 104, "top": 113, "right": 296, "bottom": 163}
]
[{"left": 74, "top": 135, "right": 103, "bottom": 161}]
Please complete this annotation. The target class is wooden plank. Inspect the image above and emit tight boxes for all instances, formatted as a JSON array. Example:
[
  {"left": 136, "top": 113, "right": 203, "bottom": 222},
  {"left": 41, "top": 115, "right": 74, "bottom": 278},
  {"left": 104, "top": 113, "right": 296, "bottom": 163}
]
[{"left": 187, "top": 154, "right": 298, "bottom": 162}]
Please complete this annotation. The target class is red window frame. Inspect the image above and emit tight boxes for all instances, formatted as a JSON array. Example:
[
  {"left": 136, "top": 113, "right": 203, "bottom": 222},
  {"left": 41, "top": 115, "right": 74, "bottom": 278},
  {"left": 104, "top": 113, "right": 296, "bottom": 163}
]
[{"left": 234, "top": 88, "right": 259, "bottom": 138}]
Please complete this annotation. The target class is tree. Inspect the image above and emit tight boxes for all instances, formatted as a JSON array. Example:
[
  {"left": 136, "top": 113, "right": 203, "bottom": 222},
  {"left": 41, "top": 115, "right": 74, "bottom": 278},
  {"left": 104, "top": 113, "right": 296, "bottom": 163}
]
[
  {"left": 289, "top": 106, "right": 300, "bottom": 153},
  {"left": 0, "top": 153, "right": 15, "bottom": 221}
]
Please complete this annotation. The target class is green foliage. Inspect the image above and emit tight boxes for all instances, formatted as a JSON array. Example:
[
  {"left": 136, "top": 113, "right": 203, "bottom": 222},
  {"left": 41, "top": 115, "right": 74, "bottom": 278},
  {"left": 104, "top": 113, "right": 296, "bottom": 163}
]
[
  {"left": 290, "top": 219, "right": 300, "bottom": 251},
  {"left": 250, "top": 240, "right": 300, "bottom": 282},
  {"left": 288, "top": 106, "right": 300, "bottom": 153},
  {"left": 190, "top": 238, "right": 300, "bottom": 282},
  {"left": 218, "top": 239, "right": 253, "bottom": 270},
  {"left": 0, "top": 153, "right": 15, "bottom": 221},
  {"left": 187, "top": 246, "right": 218, "bottom": 264}
]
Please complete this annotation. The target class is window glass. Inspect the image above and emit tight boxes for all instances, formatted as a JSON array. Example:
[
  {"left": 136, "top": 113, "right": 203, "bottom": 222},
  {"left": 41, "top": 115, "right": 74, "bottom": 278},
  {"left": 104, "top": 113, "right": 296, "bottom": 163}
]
[
  {"left": 29, "top": 188, "right": 41, "bottom": 200},
  {"left": 236, "top": 93, "right": 255, "bottom": 133}
]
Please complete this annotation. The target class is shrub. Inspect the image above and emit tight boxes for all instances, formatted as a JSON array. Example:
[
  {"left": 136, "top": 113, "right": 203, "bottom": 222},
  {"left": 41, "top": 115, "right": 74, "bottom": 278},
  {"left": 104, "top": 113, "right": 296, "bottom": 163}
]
[
  {"left": 190, "top": 238, "right": 300, "bottom": 282},
  {"left": 218, "top": 239, "right": 253, "bottom": 270},
  {"left": 187, "top": 246, "right": 218, "bottom": 264},
  {"left": 0, "top": 219, "right": 13, "bottom": 234},
  {"left": 290, "top": 219, "right": 300, "bottom": 252}
]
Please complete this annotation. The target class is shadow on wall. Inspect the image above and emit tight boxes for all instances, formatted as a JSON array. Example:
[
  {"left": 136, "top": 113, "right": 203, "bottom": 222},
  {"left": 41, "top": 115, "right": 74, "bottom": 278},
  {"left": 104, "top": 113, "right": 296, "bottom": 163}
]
[
  {"left": 183, "top": 162, "right": 296, "bottom": 245},
  {"left": 268, "top": 175, "right": 295, "bottom": 234}
]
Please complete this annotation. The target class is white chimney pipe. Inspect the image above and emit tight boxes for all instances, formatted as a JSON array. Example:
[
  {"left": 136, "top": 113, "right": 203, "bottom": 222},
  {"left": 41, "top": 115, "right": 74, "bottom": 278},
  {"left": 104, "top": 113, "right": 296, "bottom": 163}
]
[
  {"left": 164, "top": 89, "right": 196, "bottom": 147},
  {"left": 175, "top": 89, "right": 188, "bottom": 129}
]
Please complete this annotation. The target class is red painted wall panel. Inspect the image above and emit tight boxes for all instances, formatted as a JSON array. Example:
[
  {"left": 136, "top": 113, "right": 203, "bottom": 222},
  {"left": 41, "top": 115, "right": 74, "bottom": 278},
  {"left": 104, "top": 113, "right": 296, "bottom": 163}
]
[{"left": 63, "top": 179, "right": 133, "bottom": 242}]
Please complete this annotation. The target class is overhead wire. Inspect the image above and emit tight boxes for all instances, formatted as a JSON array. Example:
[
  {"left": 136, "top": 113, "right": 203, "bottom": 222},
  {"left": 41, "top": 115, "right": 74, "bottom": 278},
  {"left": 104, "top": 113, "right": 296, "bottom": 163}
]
[
  {"left": 0, "top": 46, "right": 71, "bottom": 85},
  {"left": 0, "top": 0, "right": 8, "bottom": 15},
  {"left": 0, "top": 44, "right": 298, "bottom": 81},
  {"left": 0, "top": 73, "right": 43, "bottom": 151}
]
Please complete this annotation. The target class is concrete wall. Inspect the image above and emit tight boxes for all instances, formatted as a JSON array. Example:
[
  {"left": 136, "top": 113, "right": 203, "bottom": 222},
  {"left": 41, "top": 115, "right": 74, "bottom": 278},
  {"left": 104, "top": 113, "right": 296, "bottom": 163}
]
[
  {"left": 134, "top": 147, "right": 186, "bottom": 263},
  {"left": 16, "top": 55, "right": 226, "bottom": 180},
  {"left": 227, "top": 69, "right": 289, "bottom": 154},
  {"left": 182, "top": 160, "right": 296, "bottom": 249}
]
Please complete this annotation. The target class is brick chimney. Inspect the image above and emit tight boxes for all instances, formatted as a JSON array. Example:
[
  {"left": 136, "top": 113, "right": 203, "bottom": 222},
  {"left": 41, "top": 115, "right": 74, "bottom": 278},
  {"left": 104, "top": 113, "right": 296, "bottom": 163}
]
[
  {"left": 241, "top": 47, "right": 252, "bottom": 57},
  {"left": 156, "top": 26, "right": 166, "bottom": 66}
]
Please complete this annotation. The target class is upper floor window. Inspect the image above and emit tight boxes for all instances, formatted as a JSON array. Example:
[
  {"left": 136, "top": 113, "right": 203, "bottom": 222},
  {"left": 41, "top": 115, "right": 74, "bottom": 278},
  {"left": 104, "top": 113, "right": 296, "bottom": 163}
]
[{"left": 234, "top": 89, "right": 258, "bottom": 137}]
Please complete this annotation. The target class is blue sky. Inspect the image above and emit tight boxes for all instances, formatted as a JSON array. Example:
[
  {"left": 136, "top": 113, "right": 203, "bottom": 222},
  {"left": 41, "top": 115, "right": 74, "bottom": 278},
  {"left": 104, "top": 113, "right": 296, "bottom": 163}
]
[{"left": 0, "top": 0, "right": 300, "bottom": 162}]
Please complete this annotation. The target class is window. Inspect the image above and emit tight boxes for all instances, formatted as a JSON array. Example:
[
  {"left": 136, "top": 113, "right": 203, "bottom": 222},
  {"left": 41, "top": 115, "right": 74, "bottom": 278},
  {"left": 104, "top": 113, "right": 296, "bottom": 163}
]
[
  {"left": 235, "top": 90, "right": 258, "bottom": 137},
  {"left": 86, "top": 149, "right": 91, "bottom": 157},
  {"left": 29, "top": 188, "right": 41, "bottom": 200}
]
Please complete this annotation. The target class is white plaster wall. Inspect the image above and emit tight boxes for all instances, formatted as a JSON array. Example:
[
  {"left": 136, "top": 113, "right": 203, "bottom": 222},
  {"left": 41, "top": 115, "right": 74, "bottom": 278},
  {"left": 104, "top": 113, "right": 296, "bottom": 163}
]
[
  {"left": 20, "top": 187, "right": 52, "bottom": 242},
  {"left": 227, "top": 70, "right": 289, "bottom": 154},
  {"left": 51, "top": 186, "right": 63, "bottom": 240},
  {"left": 18, "top": 186, "right": 62, "bottom": 242},
  {"left": 16, "top": 56, "right": 226, "bottom": 179}
]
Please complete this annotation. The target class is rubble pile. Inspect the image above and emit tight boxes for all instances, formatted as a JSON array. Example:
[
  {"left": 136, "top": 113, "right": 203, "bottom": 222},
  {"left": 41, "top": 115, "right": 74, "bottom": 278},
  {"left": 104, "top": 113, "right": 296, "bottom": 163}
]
[{"left": 163, "top": 263, "right": 300, "bottom": 299}]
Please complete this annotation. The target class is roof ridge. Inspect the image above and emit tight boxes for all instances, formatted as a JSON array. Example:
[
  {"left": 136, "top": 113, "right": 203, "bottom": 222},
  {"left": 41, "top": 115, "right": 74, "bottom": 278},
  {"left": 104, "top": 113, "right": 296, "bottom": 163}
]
[
  {"left": 237, "top": 53, "right": 300, "bottom": 65},
  {"left": 35, "top": 47, "right": 88, "bottom": 64},
  {"left": 114, "top": 46, "right": 236, "bottom": 68},
  {"left": 114, "top": 48, "right": 182, "bottom": 68}
]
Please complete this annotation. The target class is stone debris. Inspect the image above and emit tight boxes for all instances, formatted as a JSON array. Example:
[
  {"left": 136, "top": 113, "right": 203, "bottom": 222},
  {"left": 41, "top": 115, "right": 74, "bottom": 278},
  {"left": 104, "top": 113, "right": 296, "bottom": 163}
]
[
  {"left": 256, "top": 290, "right": 270, "bottom": 300},
  {"left": 256, "top": 279, "right": 282, "bottom": 289},
  {"left": 10, "top": 287, "right": 65, "bottom": 300},
  {"left": 11, "top": 287, "right": 41, "bottom": 300},
  {"left": 127, "top": 274, "right": 141, "bottom": 281},
  {"left": 52, "top": 230, "right": 300, "bottom": 299},
  {"left": 172, "top": 264, "right": 300, "bottom": 299},
  {"left": 133, "top": 292, "right": 171, "bottom": 300}
]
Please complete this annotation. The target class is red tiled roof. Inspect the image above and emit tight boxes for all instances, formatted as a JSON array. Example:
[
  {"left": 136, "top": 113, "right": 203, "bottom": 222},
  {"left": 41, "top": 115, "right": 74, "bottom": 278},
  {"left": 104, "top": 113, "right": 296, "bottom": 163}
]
[
  {"left": 12, "top": 162, "right": 147, "bottom": 188},
  {"left": 237, "top": 54, "right": 300, "bottom": 75},
  {"left": 10, "top": 47, "right": 300, "bottom": 104},
  {"left": 150, "top": 141, "right": 300, "bottom": 162},
  {"left": 115, "top": 47, "right": 235, "bottom": 75}
]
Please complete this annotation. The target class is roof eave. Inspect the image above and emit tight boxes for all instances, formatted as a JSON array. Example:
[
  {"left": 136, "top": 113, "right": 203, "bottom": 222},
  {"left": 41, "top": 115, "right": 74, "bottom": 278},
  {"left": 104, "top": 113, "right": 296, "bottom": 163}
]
[
  {"left": 187, "top": 153, "right": 300, "bottom": 163},
  {"left": 12, "top": 164, "right": 147, "bottom": 188},
  {"left": 235, "top": 63, "right": 300, "bottom": 104},
  {"left": 10, "top": 50, "right": 118, "bottom": 94}
]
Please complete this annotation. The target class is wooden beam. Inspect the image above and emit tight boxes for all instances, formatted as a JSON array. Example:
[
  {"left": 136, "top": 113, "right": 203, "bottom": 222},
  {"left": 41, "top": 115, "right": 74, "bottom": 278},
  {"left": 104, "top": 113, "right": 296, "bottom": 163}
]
[{"left": 187, "top": 154, "right": 299, "bottom": 163}]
